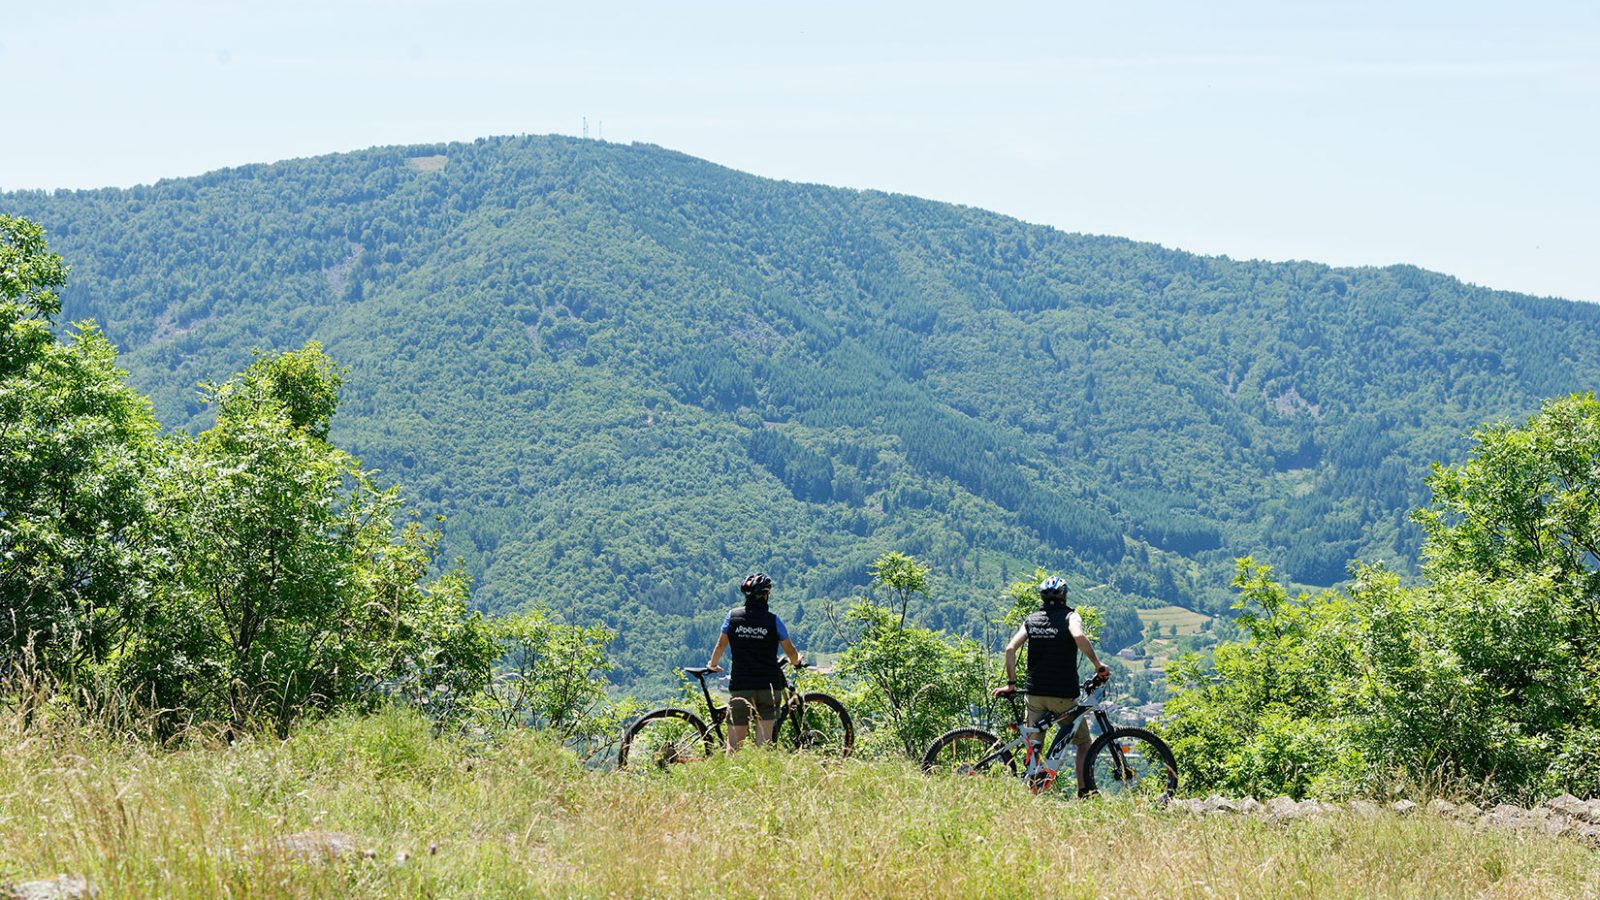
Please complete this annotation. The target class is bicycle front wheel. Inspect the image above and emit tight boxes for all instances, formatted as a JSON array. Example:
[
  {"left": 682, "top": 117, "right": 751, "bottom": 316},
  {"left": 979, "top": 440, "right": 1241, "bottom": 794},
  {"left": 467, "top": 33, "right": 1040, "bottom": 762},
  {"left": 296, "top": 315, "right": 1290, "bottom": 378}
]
[
  {"left": 1082, "top": 727, "right": 1178, "bottom": 800},
  {"left": 618, "top": 707, "right": 714, "bottom": 769},
  {"left": 921, "top": 727, "right": 1016, "bottom": 777},
  {"left": 773, "top": 692, "right": 855, "bottom": 758}
]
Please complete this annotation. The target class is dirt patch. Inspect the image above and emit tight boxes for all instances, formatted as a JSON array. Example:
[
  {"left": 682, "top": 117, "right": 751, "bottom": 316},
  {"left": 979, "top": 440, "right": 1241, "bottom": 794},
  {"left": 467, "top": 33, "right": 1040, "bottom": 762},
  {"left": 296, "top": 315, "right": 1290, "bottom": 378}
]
[{"left": 406, "top": 155, "right": 447, "bottom": 173}]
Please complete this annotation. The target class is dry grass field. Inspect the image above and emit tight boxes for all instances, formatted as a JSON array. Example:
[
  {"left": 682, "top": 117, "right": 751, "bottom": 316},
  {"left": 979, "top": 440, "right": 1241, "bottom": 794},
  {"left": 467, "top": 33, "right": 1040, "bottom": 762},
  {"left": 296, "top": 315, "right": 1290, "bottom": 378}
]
[
  {"left": 0, "top": 709, "right": 1595, "bottom": 898},
  {"left": 1135, "top": 605, "right": 1212, "bottom": 637}
]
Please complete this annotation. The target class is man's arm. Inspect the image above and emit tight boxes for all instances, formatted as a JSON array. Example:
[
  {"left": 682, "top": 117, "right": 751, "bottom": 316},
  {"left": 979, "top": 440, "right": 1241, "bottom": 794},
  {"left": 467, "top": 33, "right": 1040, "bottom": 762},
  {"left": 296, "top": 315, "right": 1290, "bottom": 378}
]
[
  {"left": 1069, "top": 614, "right": 1111, "bottom": 677},
  {"left": 706, "top": 633, "right": 730, "bottom": 671},
  {"left": 774, "top": 615, "right": 803, "bottom": 667},
  {"left": 994, "top": 626, "right": 1028, "bottom": 696}
]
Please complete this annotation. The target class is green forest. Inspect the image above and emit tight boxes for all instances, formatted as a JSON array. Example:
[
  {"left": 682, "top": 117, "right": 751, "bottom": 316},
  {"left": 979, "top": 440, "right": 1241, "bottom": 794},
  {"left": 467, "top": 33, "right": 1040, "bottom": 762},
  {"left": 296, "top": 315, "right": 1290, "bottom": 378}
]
[
  {"left": 7, "top": 134, "right": 1600, "bottom": 701},
  {"left": 8, "top": 119, "right": 1600, "bottom": 806}
]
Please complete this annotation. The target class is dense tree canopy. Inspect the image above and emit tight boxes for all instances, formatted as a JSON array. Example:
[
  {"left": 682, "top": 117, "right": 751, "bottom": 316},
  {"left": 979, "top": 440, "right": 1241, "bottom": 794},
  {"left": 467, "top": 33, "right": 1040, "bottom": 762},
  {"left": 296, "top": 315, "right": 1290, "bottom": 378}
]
[
  {"left": 1164, "top": 396, "right": 1600, "bottom": 801},
  {"left": 1, "top": 216, "right": 162, "bottom": 674},
  {"left": 0, "top": 219, "right": 531, "bottom": 731}
]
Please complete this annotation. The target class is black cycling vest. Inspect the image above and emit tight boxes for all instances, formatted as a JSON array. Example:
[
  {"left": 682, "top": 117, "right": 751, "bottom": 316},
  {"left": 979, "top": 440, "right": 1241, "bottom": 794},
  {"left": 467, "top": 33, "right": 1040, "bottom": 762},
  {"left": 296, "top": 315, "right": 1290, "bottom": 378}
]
[
  {"left": 1023, "top": 606, "right": 1079, "bottom": 698},
  {"left": 726, "top": 604, "right": 784, "bottom": 692}
]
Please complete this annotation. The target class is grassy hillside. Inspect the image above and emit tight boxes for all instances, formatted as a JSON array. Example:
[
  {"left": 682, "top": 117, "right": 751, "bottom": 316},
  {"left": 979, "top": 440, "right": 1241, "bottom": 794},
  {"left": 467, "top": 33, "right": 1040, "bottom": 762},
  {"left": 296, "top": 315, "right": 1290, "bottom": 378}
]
[
  {"left": 7, "top": 134, "right": 1600, "bottom": 691},
  {"left": 1, "top": 709, "right": 1595, "bottom": 898}
]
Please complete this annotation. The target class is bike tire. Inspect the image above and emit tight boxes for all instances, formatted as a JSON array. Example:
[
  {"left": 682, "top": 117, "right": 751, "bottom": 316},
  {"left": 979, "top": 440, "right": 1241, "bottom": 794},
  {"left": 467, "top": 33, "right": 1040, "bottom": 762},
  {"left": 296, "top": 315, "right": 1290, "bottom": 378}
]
[
  {"left": 920, "top": 727, "right": 1017, "bottom": 777},
  {"left": 1081, "top": 726, "right": 1178, "bottom": 800},
  {"left": 773, "top": 692, "right": 855, "bottom": 758},
  {"left": 618, "top": 707, "right": 714, "bottom": 769}
]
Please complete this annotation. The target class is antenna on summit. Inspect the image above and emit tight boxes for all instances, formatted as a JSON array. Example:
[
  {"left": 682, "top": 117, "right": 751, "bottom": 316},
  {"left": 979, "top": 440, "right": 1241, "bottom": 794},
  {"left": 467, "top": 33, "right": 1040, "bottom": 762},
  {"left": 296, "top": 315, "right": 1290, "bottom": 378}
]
[{"left": 582, "top": 116, "right": 589, "bottom": 139}]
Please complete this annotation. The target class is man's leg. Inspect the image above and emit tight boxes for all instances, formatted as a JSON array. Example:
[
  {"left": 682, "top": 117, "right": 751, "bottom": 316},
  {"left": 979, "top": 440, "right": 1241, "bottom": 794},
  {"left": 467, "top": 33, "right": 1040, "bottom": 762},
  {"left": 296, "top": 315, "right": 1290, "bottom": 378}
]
[
  {"left": 728, "top": 694, "right": 755, "bottom": 752},
  {"left": 1072, "top": 716, "right": 1094, "bottom": 793},
  {"left": 753, "top": 718, "right": 776, "bottom": 745},
  {"left": 748, "top": 689, "right": 780, "bottom": 746},
  {"left": 1021, "top": 696, "right": 1044, "bottom": 762},
  {"left": 1021, "top": 696, "right": 1049, "bottom": 789}
]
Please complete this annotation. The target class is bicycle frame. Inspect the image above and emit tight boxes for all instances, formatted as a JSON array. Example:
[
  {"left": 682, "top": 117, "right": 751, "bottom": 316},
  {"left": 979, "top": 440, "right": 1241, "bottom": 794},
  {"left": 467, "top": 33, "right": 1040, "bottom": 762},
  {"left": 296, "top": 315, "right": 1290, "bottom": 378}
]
[
  {"left": 977, "top": 684, "right": 1118, "bottom": 787},
  {"left": 688, "top": 663, "right": 805, "bottom": 745}
]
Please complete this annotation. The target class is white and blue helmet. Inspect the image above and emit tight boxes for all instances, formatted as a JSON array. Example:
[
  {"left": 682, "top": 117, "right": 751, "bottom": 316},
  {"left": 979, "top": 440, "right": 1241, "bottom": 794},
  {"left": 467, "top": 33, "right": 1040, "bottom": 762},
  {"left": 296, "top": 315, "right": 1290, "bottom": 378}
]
[{"left": 1039, "top": 576, "right": 1069, "bottom": 603}]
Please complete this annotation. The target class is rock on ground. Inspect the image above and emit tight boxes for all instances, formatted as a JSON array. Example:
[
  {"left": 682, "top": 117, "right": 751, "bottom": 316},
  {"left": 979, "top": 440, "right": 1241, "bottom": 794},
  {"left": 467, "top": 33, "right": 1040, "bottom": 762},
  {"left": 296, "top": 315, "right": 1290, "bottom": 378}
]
[
  {"left": 1425, "top": 799, "right": 1457, "bottom": 818},
  {"left": 259, "top": 830, "right": 368, "bottom": 862},
  {"left": 7, "top": 875, "right": 91, "bottom": 900},
  {"left": 1484, "top": 804, "right": 1537, "bottom": 831},
  {"left": 1546, "top": 794, "right": 1600, "bottom": 825},
  {"left": 1262, "top": 795, "right": 1322, "bottom": 824},
  {"left": 1160, "top": 791, "right": 1600, "bottom": 849}
]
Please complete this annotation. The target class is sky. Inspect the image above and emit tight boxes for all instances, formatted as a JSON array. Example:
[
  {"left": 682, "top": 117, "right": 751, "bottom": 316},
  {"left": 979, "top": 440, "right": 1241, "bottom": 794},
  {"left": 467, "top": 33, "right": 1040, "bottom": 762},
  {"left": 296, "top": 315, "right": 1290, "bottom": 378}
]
[{"left": 4, "top": 1, "right": 1597, "bottom": 302}]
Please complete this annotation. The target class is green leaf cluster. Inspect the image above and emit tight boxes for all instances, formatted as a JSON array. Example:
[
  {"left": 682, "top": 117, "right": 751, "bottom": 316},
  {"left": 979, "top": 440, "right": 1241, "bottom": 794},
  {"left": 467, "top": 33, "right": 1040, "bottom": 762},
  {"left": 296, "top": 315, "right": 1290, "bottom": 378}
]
[
  {"left": 831, "top": 552, "right": 989, "bottom": 758},
  {"left": 475, "top": 608, "right": 637, "bottom": 756},
  {"left": 1164, "top": 395, "right": 1600, "bottom": 800},
  {"left": 0, "top": 218, "right": 620, "bottom": 735}
]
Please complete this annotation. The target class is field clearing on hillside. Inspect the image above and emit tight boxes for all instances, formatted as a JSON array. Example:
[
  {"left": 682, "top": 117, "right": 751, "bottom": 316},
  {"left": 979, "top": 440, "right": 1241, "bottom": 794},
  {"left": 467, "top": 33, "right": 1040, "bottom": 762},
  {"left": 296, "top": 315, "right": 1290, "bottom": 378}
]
[
  {"left": 1136, "top": 605, "right": 1212, "bottom": 635},
  {"left": 0, "top": 710, "right": 1594, "bottom": 898},
  {"left": 404, "top": 154, "right": 446, "bottom": 172}
]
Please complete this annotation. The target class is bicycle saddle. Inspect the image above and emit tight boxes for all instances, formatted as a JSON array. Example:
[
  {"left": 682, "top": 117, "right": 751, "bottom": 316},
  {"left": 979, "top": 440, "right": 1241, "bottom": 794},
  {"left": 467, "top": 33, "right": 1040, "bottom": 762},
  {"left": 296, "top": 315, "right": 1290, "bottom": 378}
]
[{"left": 683, "top": 667, "right": 718, "bottom": 678}]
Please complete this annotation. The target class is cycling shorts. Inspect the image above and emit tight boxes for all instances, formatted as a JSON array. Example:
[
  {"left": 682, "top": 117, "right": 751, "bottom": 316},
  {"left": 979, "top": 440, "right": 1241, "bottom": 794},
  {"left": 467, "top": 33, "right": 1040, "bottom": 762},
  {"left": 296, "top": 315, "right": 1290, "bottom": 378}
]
[
  {"left": 1026, "top": 695, "right": 1092, "bottom": 746},
  {"left": 728, "top": 688, "right": 781, "bottom": 725}
]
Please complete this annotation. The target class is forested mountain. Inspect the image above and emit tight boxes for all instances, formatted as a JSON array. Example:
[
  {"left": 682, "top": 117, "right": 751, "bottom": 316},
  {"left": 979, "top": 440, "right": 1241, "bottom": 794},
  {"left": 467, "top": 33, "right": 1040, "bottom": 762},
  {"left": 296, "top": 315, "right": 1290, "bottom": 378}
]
[{"left": 7, "top": 135, "right": 1599, "bottom": 688}]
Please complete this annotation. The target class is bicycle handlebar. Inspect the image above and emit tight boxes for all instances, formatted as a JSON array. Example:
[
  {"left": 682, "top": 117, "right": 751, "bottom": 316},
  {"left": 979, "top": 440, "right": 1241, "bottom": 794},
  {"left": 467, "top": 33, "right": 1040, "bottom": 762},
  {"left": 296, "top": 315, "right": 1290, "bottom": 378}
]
[
  {"left": 686, "top": 660, "right": 830, "bottom": 679},
  {"left": 994, "top": 671, "right": 1110, "bottom": 700}
]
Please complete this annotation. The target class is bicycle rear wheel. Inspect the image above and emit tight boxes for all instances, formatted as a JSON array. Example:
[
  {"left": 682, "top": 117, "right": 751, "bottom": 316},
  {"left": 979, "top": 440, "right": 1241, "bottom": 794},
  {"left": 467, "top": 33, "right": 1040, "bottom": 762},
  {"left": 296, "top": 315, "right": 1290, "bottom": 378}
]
[
  {"left": 921, "top": 727, "right": 1016, "bottom": 777},
  {"left": 1082, "top": 727, "right": 1178, "bottom": 800},
  {"left": 773, "top": 692, "right": 855, "bottom": 757},
  {"left": 618, "top": 707, "right": 714, "bottom": 769}
]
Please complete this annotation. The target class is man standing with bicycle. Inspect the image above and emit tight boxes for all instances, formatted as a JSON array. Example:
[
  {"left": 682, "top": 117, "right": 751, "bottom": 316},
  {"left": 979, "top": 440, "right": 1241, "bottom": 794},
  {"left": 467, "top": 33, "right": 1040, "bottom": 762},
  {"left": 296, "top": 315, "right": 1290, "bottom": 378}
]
[
  {"left": 705, "top": 572, "right": 804, "bottom": 752},
  {"left": 993, "top": 576, "right": 1111, "bottom": 795}
]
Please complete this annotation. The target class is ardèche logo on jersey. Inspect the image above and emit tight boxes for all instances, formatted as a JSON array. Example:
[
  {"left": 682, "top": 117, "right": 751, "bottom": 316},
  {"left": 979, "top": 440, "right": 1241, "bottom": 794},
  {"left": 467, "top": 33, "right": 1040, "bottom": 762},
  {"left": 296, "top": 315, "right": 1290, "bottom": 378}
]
[
  {"left": 1027, "top": 621, "right": 1061, "bottom": 638},
  {"left": 734, "top": 625, "right": 770, "bottom": 638}
]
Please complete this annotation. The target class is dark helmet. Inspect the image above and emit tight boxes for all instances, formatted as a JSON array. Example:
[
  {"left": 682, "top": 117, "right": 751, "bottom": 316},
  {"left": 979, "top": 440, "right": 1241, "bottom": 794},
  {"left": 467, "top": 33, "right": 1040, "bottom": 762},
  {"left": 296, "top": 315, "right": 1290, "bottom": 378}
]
[
  {"left": 741, "top": 573, "right": 773, "bottom": 596},
  {"left": 1039, "top": 575, "right": 1069, "bottom": 604}
]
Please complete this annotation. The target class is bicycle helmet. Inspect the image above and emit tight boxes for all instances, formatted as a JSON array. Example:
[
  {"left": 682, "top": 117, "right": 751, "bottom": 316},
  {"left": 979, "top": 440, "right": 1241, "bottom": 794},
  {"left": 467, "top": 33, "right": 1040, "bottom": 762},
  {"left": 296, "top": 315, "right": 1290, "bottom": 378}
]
[
  {"left": 1039, "top": 575, "right": 1069, "bottom": 604},
  {"left": 741, "top": 573, "right": 773, "bottom": 596}
]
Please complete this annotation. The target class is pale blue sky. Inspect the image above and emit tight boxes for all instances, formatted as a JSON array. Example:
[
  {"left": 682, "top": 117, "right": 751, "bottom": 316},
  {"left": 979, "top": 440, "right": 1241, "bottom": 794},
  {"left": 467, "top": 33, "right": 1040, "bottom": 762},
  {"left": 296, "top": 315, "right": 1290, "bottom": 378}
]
[{"left": 4, "top": 1, "right": 1597, "bottom": 301}]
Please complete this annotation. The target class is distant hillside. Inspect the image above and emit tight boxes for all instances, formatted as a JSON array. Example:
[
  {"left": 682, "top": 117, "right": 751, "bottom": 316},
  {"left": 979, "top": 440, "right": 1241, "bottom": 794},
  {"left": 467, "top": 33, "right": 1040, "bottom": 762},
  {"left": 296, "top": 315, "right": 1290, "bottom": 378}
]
[{"left": 8, "top": 135, "right": 1600, "bottom": 688}]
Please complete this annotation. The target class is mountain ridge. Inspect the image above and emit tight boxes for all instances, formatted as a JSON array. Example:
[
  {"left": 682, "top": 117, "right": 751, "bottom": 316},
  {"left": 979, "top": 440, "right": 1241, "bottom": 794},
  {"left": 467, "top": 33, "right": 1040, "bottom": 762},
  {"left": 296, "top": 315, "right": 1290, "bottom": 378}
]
[{"left": 18, "top": 138, "right": 1586, "bottom": 308}]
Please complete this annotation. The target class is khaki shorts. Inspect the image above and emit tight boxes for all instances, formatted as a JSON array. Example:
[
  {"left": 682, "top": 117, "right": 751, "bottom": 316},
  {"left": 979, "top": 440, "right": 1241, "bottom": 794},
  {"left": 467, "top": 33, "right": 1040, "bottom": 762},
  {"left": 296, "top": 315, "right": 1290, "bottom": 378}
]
[
  {"left": 728, "top": 688, "right": 781, "bottom": 726},
  {"left": 1026, "top": 695, "right": 1092, "bottom": 746}
]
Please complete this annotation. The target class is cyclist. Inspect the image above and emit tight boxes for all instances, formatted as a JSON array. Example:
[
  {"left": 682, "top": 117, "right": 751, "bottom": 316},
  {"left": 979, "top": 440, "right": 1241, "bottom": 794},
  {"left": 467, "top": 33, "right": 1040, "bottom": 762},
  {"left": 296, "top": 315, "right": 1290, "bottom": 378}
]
[
  {"left": 705, "top": 572, "right": 804, "bottom": 752},
  {"left": 993, "top": 575, "right": 1112, "bottom": 794}
]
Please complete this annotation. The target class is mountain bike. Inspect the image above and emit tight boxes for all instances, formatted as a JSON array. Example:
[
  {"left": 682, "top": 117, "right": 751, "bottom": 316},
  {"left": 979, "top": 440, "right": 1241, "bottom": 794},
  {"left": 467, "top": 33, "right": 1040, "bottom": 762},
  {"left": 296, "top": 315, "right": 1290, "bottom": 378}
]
[
  {"left": 617, "top": 660, "right": 854, "bottom": 768},
  {"left": 920, "top": 673, "right": 1177, "bottom": 799}
]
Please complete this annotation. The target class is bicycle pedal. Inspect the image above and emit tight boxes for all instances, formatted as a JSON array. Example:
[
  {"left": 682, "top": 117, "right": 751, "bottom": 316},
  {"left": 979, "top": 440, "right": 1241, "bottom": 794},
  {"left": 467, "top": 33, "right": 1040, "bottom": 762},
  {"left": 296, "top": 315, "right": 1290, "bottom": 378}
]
[{"left": 1026, "top": 769, "right": 1058, "bottom": 794}]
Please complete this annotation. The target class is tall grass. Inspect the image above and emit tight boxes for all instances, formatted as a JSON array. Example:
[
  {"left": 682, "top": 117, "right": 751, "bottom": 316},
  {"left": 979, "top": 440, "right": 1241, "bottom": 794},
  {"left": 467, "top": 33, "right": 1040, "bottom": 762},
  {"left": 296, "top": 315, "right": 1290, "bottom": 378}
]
[{"left": 0, "top": 707, "right": 1594, "bottom": 897}]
